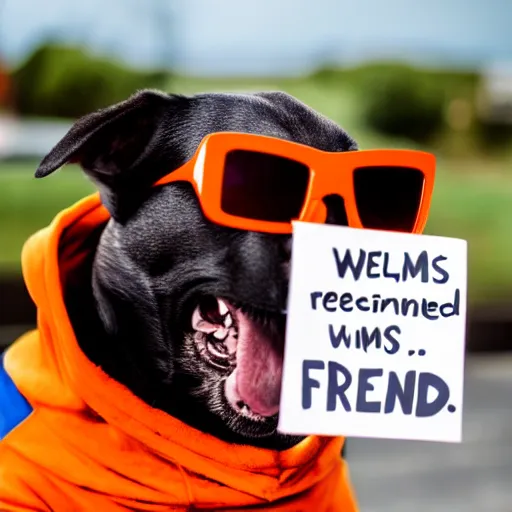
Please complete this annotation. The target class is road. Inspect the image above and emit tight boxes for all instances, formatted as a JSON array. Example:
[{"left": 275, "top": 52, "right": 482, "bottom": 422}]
[{"left": 348, "top": 354, "right": 512, "bottom": 512}]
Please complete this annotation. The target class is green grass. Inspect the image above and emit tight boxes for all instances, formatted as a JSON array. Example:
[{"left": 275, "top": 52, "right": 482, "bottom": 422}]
[
  {"left": 2, "top": 158, "right": 512, "bottom": 304},
  {"left": 424, "top": 161, "right": 512, "bottom": 303},
  {"left": 0, "top": 161, "right": 94, "bottom": 273}
]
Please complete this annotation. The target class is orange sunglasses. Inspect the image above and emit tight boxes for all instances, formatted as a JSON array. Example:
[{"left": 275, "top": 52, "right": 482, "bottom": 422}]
[{"left": 154, "top": 132, "right": 436, "bottom": 234}]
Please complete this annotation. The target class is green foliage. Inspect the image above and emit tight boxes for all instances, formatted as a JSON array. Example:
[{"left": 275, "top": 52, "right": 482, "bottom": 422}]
[
  {"left": 356, "top": 64, "right": 446, "bottom": 143},
  {"left": 11, "top": 43, "right": 171, "bottom": 118},
  {"left": 310, "top": 62, "right": 481, "bottom": 145},
  {"left": 476, "top": 119, "right": 512, "bottom": 152}
]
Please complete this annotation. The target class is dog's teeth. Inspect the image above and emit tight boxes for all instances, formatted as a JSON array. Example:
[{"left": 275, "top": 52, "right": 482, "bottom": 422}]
[
  {"left": 213, "top": 328, "right": 228, "bottom": 340},
  {"left": 217, "top": 299, "right": 229, "bottom": 316},
  {"left": 223, "top": 313, "right": 233, "bottom": 328}
]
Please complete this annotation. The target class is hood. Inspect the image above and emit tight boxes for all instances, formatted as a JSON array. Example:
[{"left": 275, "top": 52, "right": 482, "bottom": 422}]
[{"left": 4, "top": 191, "right": 349, "bottom": 507}]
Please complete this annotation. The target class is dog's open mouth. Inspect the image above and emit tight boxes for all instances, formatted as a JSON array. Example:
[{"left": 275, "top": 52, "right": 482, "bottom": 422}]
[{"left": 191, "top": 296, "right": 285, "bottom": 421}]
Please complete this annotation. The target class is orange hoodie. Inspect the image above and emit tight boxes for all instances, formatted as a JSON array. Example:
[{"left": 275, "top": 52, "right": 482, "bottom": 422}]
[{"left": 0, "top": 193, "right": 359, "bottom": 511}]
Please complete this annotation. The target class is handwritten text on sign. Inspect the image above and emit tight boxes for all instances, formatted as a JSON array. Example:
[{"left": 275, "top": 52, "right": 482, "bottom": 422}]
[{"left": 278, "top": 222, "right": 467, "bottom": 443}]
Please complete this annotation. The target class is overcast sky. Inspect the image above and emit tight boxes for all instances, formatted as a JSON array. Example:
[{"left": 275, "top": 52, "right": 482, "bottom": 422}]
[{"left": 1, "top": 0, "right": 510, "bottom": 75}]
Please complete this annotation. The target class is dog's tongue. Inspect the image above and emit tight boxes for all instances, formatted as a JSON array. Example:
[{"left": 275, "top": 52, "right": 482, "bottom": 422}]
[{"left": 225, "top": 310, "right": 284, "bottom": 417}]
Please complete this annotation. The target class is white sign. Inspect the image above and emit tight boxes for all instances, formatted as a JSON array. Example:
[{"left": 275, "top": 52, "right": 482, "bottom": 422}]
[{"left": 278, "top": 222, "right": 467, "bottom": 443}]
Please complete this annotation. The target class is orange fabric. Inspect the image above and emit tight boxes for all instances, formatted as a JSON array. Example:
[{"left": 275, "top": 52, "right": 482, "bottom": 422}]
[{"left": 0, "top": 193, "right": 359, "bottom": 511}]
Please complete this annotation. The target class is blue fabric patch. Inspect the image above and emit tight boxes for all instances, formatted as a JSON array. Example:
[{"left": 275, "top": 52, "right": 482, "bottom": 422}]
[{"left": 0, "top": 353, "right": 33, "bottom": 440}]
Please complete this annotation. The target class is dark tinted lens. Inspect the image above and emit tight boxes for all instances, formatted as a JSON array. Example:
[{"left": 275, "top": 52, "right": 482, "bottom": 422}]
[
  {"left": 353, "top": 166, "right": 424, "bottom": 232},
  {"left": 221, "top": 150, "right": 309, "bottom": 222}
]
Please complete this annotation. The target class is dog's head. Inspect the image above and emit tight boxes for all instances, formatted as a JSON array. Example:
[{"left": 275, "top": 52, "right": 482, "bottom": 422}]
[{"left": 37, "top": 90, "right": 357, "bottom": 449}]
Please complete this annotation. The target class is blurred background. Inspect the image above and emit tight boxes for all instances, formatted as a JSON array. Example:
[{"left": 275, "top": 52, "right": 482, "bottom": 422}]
[{"left": 0, "top": 1, "right": 511, "bottom": 510}]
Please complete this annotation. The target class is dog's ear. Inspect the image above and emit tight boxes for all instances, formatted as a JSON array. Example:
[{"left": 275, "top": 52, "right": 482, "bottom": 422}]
[{"left": 35, "top": 89, "right": 190, "bottom": 221}]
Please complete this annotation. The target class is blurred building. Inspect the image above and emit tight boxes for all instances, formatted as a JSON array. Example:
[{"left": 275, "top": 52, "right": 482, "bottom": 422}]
[{"left": 477, "top": 63, "right": 512, "bottom": 125}]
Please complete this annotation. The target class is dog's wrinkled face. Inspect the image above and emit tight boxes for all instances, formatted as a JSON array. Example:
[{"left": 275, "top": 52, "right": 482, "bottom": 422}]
[
  {"left": 106, "top": 188, "right": 294, "bottom": 443},
  {"left": 37, "top": 90, "right": 357, "bottom": 449}
]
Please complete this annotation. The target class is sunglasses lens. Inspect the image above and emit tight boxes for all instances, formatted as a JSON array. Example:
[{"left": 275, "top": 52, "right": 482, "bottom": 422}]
[
  {"left": 353, "top": 166, "right": 425, "bottom": 232},
  {"left": 221, "top": 150, "right": 309, "bottom": 222}
]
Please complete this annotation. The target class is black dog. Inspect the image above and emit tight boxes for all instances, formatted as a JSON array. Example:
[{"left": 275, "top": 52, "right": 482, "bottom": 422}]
[{"left": 37, "top": 89, "right": 357, "bottom": 451}]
